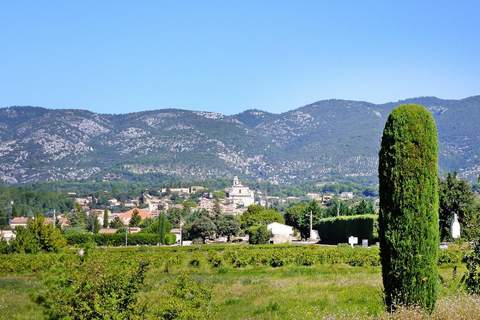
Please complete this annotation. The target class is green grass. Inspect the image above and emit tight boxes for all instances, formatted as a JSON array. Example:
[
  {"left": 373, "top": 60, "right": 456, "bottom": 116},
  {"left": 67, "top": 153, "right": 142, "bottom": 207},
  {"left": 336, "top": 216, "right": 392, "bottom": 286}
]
[{"left": 0, "top": 245, "right": 470, "bottom": 319}]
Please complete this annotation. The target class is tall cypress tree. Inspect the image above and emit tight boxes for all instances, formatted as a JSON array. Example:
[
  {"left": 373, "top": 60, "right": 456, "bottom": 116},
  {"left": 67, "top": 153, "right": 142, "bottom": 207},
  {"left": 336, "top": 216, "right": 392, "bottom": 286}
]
[
  {"left": 378, "top": 104, "right": 439, "bottom": 312},
  {"left": 158, "top": 213, "right": 167, "bottom": 244}
]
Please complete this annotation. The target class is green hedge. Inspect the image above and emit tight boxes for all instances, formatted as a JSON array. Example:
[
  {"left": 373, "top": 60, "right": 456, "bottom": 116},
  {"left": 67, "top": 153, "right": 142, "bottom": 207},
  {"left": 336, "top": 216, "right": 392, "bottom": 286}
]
[
  {"left": 65, "top": 232, "right": 177, "bottom": 246},
  {"left": 315, "top": 214, "right": 378, "bottom": 245}
]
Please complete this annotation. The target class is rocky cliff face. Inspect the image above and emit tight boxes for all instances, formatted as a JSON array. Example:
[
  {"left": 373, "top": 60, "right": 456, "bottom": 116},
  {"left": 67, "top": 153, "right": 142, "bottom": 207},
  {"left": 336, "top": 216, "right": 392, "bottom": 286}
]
[{"left": 1, "top": 96, "right": 479, "bottom": 184}]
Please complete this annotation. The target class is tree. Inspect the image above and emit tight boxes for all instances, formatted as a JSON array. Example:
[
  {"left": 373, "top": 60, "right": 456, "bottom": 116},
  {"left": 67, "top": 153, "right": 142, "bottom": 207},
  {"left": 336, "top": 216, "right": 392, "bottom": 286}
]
[
  {"left": 213, "top": 198, "right": 222, "bottom": 218},
  {"left": 109, "top": 216, "right": 124, "bottom": 229},
  {"left": 129, "top": 210, "right": 141, "bottom": 227},
  {"left": 103, "top": 209, "right": 109, "bottom": 228},
  {"left": 247, "top": 224, "right": 271, "bottom": 245},
  {"left": 240, "top": 205, "right": 284, "bottom": 230},
  {"left": 353, "top": 199, "right": 375, "bottom": 215},
  {"left": 158, "top": 213, "right": 169, "bottom": 244},
  {"left": 378, "top": 104, "right": 439, "bottom": 312},
  {"left": 187, "top": 216, "right": 217, "bottom": 243},
  {"left": 68, "top": 204, "right": 88, "bottom": 230},
  {"left": 216, "top": 215, "right": 240, "bottom": 241},
  {"left": 439, "top": 172, "right": 479, "bottom": 240},
  {"left": 324, "top": 198, "right": 352, "bottom": 217},
  {"left": 87, "top": 214, "right": 100, "bottom": 234},
  {"left": 284, "top": 201, "right": 323, "bottom": 239},
  {"left": 9, "top": 215, "right": 66, "bottom": 253}
]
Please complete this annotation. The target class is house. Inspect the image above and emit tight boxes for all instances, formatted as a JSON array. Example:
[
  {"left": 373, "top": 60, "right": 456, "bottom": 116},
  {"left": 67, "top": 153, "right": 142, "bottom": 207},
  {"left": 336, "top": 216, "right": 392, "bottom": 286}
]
[
  {"left": 225, "top": 176, "right": 254, "bottom": 208},
  {"left": 190, "top": 186, "right": 205, "bottom": 193},
  {"left": 169, "top": 187, "right": 190, "bottom": 195},
  {"left": 98, "top": 228, "right": 118, "bottom": 235},
  {"left": 108, "top": 198, "right": 120, "bottom": 207},
  {"left": 340, "top": 192, "right": 354, "bottom": 200},
  {"left": 75, "top": 197, "right": 92, "bottom": 207},
  {"left": 307, "top": 193, "right": 322, "bottom": 201},
  {"left": 170, "top": 228, "right": 182, "bottom": 243},
  {"left": 115, "top": 208, "right": 153, "bottom": 225},
  {"left": 267, "top": 222, "right": 294, "bottom": 244},
  {"left": 0, "top": 230, "right": 15, "bottom": 241},
  {"left": 9, "top": 216, "right": 30, "bottom": 229}
]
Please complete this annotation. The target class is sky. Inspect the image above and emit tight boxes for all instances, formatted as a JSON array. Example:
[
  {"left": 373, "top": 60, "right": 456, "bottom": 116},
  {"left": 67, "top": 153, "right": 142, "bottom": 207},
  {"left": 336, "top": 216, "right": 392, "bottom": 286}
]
[{"left": 1, "top": 1, "right": 479, "bottom": 115}]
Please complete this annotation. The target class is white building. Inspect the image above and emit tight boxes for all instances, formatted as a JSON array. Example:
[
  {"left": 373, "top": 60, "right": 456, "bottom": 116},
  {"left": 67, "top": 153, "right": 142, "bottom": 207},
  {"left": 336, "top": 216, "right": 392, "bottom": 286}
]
[
  {"left": 267, "top": 222, "right": 294, "bottom": 244},
  {"left": 340, "top": 192, "right": 354, "bottom": 200},
  {"left": 225, "top": 176, "right": 255, "bottom": 208}
]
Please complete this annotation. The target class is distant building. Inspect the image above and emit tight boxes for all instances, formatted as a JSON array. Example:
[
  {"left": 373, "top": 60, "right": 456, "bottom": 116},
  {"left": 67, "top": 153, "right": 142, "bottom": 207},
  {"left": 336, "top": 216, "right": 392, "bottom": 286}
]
[
  {"left": 225, "top": 176, "right": 254, "bottom": 208},
  {"left": 9, "top": 216, "right": 30, "bottom": 229},
  {"left": 75, "top": 197, "right": 92, "bottom": 207},
  {"left": 267, "top": 222, "right": 294, "bottom": 244},
  {"left": 169, "top": 188, "right": 190, "bottom": 195},
  {"left": 307, "top": 193, "right": 322, "bottom": 201},
  {"left": 340, "top": 192, "right": 354, "bottom": 200},
  {"left": 190, "top": 186, "right": 205, "bottom": 193},
  {"left": 0, "top": 230, "right": 15, "bottom": 241},
  {"left": 114, "top": 208, "right": 153, "bottom": 225}
]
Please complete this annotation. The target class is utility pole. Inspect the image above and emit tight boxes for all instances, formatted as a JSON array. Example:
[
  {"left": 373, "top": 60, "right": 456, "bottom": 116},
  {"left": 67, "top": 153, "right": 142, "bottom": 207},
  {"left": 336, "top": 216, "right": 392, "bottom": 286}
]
[
  {"left": 179, "top": 218, "right": 184, "bottom": 246},
  {"left": 309, "top": 210, "right": 313, "bottom": 240},
  {"left": 125, "top": 226, "right": 128, "bottom": 246}
]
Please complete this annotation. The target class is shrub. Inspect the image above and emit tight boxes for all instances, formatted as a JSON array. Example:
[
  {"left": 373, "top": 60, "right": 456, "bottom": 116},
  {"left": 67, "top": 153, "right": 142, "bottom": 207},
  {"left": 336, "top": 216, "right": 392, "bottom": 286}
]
[
  {"left": 164, "top": 233, "right": 177, "bottom": 245},
  {"left": 464, "top": 241, "right": 480, "bottom": 295},
  {"left": 149, "top": 273, "right": 215, "bottom": 320},
  {"left": 247, "top": 224, "right": 271, "bottom": 245},
  {"left": 208, "top": 252, "right": 223, "bottom": 268},
  {"left": 64, "top": 229, "right": 94, "bottom": 245},
  {"left": 94, "top": 233, "right": 161, "bottom": 246},
  {"left": 315, "top": 214, "right": 377, "bottom": 244},
  {"left": 7, "top": 215, "right": 66, "bottom": 253},
  {"left": 36, "top": 260, "right": 149, "bottom": 319},
  {"left": 378, "top": 104, "right": 439, "bottom": 312}
]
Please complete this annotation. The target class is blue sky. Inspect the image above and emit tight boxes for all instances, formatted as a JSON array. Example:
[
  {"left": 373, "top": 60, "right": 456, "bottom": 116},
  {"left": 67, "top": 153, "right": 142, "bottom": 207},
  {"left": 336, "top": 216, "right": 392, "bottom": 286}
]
[{"left": 1, "top": 1, "right": 479, "bottom": 114}]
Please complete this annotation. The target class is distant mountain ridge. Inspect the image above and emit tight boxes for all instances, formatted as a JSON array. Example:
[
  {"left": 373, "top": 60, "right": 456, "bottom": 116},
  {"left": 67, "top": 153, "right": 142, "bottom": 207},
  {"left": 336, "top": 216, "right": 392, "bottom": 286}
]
[{"left": 1, "top": 95, "right": 479, "bottom": 184}]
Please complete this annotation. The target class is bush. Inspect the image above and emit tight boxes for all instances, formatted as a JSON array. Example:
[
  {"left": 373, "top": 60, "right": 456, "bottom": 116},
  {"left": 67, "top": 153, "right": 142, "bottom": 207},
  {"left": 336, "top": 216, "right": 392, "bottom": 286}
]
[
  {"left": 36, "top": 259, "right": 149, "bottom": 319},
  {"left": 94, "top": 233, "right": 161, "bottom": 246},
  {"left": 7, "top": 215, "right": 66, "bottom": 253},
  {"left": 64, "top": 229, "right": 94, "bottom": 245},
  {"left": 149, "top": 273, "right": 215, "bottom": 320},
  {"left": 378, "top": 104, "right": 440, "bottom": 312},
  {"left": 315, "top": 214, "right": 377, "bottom": 244},
  {"left": 247, "top": 225, "right": 271, "bottom": 245},
  {"left": 464, "top": 241, "right": 480, "bottom": 295},
  {"left": 164, "top": 233, "right": 177, "bottom": 245}
]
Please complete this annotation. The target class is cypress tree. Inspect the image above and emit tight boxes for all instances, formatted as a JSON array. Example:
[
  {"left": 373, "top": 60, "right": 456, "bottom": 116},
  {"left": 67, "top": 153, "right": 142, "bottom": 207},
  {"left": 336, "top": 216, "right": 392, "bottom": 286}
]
[
  {"left": 378, "top": 104, "right": 439, "bottom": 312},
  {"left": 158, "top": 213, "right": 167, "bottom": 244}
]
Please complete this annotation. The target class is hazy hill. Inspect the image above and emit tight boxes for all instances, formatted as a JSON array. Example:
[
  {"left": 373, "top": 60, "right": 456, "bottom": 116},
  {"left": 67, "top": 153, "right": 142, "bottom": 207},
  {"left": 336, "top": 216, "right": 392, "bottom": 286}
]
[{"left": 1, "top": 96, "right": 479, "bottom": 184}]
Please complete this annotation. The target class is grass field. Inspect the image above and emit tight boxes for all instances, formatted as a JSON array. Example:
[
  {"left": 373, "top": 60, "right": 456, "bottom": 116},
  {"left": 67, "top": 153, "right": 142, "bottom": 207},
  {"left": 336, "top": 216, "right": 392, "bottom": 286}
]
[{"left": 0, "top": 245, "right": 475, "bottom": 319}]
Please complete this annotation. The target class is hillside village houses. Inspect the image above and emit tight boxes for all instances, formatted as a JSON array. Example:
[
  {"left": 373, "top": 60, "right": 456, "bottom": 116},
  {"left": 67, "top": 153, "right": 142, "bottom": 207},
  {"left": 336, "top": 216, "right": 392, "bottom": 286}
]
[{"left": 1, "top": 175, "right": 375, "bottom": 244}]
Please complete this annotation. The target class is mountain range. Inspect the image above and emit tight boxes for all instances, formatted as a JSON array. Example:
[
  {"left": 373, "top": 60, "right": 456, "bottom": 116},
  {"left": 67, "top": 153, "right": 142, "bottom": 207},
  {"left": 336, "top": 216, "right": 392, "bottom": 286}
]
[{"left": 1, "top": 96, "right": 479, "bottom": 185}]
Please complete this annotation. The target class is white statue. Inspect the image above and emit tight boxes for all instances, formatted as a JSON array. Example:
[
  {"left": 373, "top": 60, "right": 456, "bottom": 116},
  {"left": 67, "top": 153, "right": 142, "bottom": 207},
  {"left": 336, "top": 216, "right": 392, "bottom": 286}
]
[{"left": 451, "top": 213, "right": 461, "bottom": 239}]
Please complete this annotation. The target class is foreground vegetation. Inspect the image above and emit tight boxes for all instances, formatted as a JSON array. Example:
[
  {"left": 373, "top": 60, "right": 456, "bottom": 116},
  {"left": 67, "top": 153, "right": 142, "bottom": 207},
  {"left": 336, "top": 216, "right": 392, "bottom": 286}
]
[{"left": 0, "top": 244, "right": 476, "bottom": 319}]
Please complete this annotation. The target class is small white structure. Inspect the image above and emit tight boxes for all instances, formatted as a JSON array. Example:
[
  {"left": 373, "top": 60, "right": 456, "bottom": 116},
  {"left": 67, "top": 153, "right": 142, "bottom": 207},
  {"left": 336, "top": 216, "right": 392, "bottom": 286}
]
[
  {"left": 267, "top": 222, "right": 294, "bottom": 244},
  {"left": 451, "top": 213, "right": 461, "bottom": 239},
  {"left": 0, "top": 230, "right": 15, "bottom": 241},
  {"left": 340, "top": 192, "right": 354, "bottom": 200},
  {"left": 225, "top": 176, "right": 255, "bottom": 208},
  {"left": 348, "top": 236, "right": 358, "bottom": 247}
]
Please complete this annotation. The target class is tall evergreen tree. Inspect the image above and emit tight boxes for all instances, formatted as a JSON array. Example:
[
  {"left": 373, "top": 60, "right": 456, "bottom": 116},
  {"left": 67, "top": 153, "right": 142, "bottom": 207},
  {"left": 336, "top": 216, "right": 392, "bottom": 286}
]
[
  {"left": 158, "top": 213, "right": 167, "bottom": 244},
  {"left": 378, "top": 104, "right": 439, "bottom": 312},
  {"left": 103, "top": 209, "right": 109, "bottom": 228}
]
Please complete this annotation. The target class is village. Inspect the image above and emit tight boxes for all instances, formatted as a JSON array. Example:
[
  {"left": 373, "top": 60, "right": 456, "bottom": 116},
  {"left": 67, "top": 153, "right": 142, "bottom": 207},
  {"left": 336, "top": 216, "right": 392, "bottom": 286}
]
[{"left": 0, "top": 176, "right": 378, "bottom": 246}]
